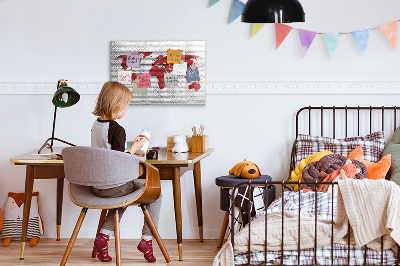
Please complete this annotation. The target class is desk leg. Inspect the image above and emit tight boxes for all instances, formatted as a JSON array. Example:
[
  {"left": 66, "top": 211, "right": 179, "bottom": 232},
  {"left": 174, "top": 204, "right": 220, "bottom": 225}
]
[
  {"left": 20, "top": 165, "right": 34, "bottom": 259},
  {"left": 172, "top": 167, "right": 183, "bottom": 261},
  {"left": 56, "top": 178, "right": 64, "bottom": 241},
  {"left": 193, "top": 161, "right": 203, "bottom": 242}
]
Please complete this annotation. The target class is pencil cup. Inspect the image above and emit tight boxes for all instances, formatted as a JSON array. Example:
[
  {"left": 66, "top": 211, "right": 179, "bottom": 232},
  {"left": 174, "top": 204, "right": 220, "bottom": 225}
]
[{"left": 191, "top": 135, "right": 209, "bottom": 153}]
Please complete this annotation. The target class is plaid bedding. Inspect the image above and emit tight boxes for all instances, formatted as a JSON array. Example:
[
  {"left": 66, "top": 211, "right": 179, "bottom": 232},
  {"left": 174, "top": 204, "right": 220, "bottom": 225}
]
[
  {"left": 294, "top": 131, "right": 385, "bottom": 166},
  {"left": 234, "top": 191, "right": 397, "bottom": 265},
  {"left": 234, "top": 244, "right": 397, "bottom": 265}
]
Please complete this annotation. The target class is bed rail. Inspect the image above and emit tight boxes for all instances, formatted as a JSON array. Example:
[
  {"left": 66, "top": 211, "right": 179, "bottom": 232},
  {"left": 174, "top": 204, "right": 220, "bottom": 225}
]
[
  {"left": 230, "top": 180, "right": 400, "bottom": 266},
  {"left": 230, "top": 106, "right": 400, "bottom": 265}
]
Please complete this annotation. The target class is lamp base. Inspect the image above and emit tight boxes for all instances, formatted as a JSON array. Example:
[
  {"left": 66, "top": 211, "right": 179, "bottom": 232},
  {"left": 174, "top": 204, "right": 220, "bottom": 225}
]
[{"left": 38, "top": 137, "right": 76, "bottom": 154}]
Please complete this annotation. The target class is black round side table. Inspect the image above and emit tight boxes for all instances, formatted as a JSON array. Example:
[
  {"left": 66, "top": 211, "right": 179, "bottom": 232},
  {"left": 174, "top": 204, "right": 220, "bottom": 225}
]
[{"left": 215, "top": 175, "right": 275, "bottom": 248}]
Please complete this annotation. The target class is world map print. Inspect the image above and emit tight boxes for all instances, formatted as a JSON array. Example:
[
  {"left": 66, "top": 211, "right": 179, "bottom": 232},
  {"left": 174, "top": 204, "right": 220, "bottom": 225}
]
[
  {"left": 111, "top": 41, "right": 205, "bottom": 105},
  {"left": 117, "top": 53, "right": 200, "bottom": 91}
]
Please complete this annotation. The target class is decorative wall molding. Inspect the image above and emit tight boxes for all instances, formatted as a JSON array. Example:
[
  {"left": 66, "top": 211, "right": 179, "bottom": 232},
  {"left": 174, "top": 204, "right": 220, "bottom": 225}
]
[{"left": 1, "top": 81, "right": 400, "bottom": 95}]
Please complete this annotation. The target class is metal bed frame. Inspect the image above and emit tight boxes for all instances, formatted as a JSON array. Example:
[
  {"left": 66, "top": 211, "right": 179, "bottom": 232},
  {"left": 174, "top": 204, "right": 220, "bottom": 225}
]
[{"left": 230, "top": 106, "right": 400, "bottom": 266}]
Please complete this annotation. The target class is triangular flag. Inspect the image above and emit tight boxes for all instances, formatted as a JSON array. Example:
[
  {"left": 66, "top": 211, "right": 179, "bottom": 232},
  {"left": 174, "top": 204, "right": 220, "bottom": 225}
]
[
  {"left": 298, "top": 29, "right": 317, "bottom": 58},
  {"left": 323, "top": 33, "right": 341, "bottom": 58},
  {"left": 275, "top": 23, "right": 293, "bottom": 49},
  {"left": 378, "top": 21, "right": 398, "bottom": 50},
  {"left": 351, "top": 29, "right": 370, "bottom": 55},
  {"left": 251, "top": 23, "right": 266, "bottom": 38},
  {"left": 229, "top": 0, "right": 245, "bottom": 24},
  {"left": 209, "top": 0, "right": 220, "bottom": 7}
]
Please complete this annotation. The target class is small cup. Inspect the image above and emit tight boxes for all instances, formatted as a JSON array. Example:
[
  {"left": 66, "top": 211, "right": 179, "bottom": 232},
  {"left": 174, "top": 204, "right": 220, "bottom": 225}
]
[{"left": 146, "top": 150, "right": 158, "bottom": 160}]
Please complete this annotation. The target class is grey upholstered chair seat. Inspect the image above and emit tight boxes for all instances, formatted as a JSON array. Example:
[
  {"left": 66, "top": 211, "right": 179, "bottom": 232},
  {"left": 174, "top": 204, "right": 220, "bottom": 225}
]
[{"left": 69, "top": 180, "right": 145, "bottom": 208}]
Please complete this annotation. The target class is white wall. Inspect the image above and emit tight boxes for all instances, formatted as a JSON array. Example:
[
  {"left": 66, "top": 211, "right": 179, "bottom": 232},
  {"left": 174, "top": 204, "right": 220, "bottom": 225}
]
[{"left": 1, "top": 0, "right": 400, "bottom": 240}]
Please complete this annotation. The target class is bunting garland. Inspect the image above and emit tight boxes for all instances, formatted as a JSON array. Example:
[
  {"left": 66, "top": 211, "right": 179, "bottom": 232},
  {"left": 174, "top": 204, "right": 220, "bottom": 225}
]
[
  {"left": 209, "top": 0, "right": 220, "bottom": 7},
  {"left": 298, "top": 30, "right": 317, "bottom": 58},
  {"left": 378, "top": 21, "right": 398, "bottom": 50},
  {"left": 251, "top": 23, "right": 266, "bottom": 38},
  {"left": 208, "top": 1, "right": 399, "bottom": 59},
  {"left": 275, "top": 23, "right": 292, "bottom": 49},
  {"left": 229, "top": 0, "right": 245, "bottom": 24},
  {"left": 323, "top": 33, "right": 341, "bottom": 58},
  {"left": 351, "top": 29, "right": 370, "bottom": 55}
]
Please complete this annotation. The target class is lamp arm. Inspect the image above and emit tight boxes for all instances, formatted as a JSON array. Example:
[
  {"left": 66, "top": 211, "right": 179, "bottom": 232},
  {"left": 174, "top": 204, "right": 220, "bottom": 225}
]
[
  {"left": 50, "top": 105, "right": 57, "bottom": 148},
  {"left": 50, "top": 79, "right": 61, "bottom": 148}
]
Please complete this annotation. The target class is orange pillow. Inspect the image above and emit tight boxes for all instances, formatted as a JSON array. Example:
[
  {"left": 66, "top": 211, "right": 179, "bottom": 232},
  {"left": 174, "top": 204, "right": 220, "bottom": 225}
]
[{"left": 347, "top": 146, "right": 391, "bottom": 180}]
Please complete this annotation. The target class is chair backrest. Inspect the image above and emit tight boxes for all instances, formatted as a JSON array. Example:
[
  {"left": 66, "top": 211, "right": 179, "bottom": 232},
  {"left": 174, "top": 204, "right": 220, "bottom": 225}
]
[{"left": 62, "top": 146, "right": 145, "bottom": 187}]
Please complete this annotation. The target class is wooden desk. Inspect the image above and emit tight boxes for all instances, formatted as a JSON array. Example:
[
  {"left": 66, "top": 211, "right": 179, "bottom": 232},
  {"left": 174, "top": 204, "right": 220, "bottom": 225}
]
[
  {"left": 146, "top": 148, "right": 213, "bottom": 260},
  {"left": 10, "top": 147, "right": 213, "bottom": 261},
  {"left": 9, "top": 148, "right": 64, "bottom": 259}
]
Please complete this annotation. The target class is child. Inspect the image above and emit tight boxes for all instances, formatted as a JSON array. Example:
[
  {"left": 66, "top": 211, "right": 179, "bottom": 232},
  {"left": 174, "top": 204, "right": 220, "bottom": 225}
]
[{"left": 91, "top": 81, "right": 162, "bottom": 263}]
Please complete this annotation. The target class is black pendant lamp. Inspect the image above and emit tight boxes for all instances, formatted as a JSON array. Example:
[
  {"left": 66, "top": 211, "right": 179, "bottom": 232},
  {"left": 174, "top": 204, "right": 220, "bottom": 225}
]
[{"left": 242, "top": 0, "right": 305, "bottom": 23}]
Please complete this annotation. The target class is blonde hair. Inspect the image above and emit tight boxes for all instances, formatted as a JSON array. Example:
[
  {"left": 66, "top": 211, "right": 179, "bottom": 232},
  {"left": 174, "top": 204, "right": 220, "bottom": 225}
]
[{"left": 93, "top": 82, "right": 133, "bottom": 120}]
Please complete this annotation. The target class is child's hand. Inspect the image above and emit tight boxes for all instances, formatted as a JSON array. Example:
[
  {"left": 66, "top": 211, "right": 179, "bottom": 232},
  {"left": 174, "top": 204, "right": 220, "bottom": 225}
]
[
  {"left": 128, "top": 137, "right": 147, "bottom": 155},
  {"left": 134, "top": 149, "right": 149, "bottom": 157}
]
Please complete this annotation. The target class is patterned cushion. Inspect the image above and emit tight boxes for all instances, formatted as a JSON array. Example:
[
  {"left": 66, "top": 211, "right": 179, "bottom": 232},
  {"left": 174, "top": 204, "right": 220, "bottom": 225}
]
[{"left": 295, "top": 131, "right": 385, "bottom": 166}]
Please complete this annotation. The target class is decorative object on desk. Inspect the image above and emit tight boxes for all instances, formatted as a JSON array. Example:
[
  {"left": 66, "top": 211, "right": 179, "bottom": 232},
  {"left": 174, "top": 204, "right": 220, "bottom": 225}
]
[
  {"left": 172, "top": 135, "right": 189, "bottom": 153},
  {"left": 1, "top": 192, "right": 43, "bottom": 247},
  {"left": 191, "top": 135, "right": 209, "bottom": 153},
  {"left": 173, "top": 152, "right": 189, "bottom": 160},
  {"left": 111, "top": 41, "right": 205, "bottom": 105},
  {"left": 192, "top": 124, "right": 206, "bottom": 136},
  {"left": 38, "top": 79, "right": 80, "bottom": 154},
  {"left": 167, "top": 135, "right": 192, "bottom": 151},
  {"left": 229, "top": 159, "right": 261, "bottom": 179},
  {"left": 191, "top": 125, "right": 208, "bottom": 152},
  {"left": 146, "top": 150, "right": 158, "bottom": 160}
]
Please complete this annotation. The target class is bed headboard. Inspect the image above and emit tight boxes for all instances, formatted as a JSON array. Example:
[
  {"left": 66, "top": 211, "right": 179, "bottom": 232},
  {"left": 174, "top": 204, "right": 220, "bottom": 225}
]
[{"left": 290, "top": 106, "right": 400, "bottom": 179}]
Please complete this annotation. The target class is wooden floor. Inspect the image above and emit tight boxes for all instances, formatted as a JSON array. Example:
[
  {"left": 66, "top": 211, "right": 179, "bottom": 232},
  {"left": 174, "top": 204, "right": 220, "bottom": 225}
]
[{"left": 0, "top": 239, "right": 221, "bottom": 265}]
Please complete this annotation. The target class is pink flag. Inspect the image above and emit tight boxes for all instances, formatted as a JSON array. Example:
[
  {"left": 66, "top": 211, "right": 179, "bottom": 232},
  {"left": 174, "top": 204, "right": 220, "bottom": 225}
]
[
  {"left": 298, "top": 29, "right": 317, "bottom": 58},
  {"left": 275, "top": 23, "right": 293, "bottom": 49},
  {"left": 378, "top": 21, "right": 398, "bottom": 50}
]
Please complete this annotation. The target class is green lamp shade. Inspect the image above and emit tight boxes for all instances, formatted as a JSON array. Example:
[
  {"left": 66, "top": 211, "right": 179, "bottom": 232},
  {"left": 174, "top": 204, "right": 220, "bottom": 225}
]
[{"left": 52, "top": 84, "right": 80, "bottom": 108}]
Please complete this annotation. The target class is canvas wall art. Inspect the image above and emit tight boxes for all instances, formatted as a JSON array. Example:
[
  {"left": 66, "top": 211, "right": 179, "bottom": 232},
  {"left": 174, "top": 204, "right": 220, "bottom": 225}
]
[{"left": 111, "top": 41, "right": 206, "bottom": 105}]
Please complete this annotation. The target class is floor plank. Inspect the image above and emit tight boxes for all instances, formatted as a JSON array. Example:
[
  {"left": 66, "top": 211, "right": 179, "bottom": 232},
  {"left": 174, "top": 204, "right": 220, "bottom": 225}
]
[{"left": 0, "top": 239, "right": 221, "bottom": 265}]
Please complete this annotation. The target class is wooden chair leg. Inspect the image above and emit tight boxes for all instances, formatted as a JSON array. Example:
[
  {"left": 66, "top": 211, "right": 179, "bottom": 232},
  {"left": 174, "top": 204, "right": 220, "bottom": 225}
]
[
  {"left": 60, "top": 208, "right": 88, "bottom": 266},
  {"left": 141, "top": 205, "right": 171, "bottom": 263},
  {"left": 91, "top": 209, "right": 108, "bottom": 258},
  {"left": 217, "top": 211, "right": 230, "bottom": 248},
  {"left": 114, "top": 210, "right": 121, "bottom": 266}
]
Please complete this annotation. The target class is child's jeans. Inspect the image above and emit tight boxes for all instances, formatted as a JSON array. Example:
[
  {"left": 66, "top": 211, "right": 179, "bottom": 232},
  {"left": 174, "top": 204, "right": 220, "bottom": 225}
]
[{"left": 92, "top": 179, "right": 162, "bottom": 240}]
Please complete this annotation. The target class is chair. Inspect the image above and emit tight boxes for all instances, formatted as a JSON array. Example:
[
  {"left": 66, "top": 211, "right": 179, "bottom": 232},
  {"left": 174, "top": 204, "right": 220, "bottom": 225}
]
[{"left": 60, "top": 146, "right": 171, "bottom": 265}]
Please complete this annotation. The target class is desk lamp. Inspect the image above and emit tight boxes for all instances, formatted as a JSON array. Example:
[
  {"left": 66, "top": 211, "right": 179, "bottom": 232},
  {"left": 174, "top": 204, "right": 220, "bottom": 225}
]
[
  {"left": 241, "top": 0, "right": 305, "bottom": 23},
  {"left": 38, "top": 79, "right": 80, "bottom": 154}
]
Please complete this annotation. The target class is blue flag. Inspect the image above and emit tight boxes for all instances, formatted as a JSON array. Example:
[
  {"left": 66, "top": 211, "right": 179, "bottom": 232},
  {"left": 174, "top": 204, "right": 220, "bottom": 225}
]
[
  {"left": 351, "top": 29, "right": 371, "bottom": 55},
  {"left": 323, "top": 33, "right": 341, "bottom": 58},
  {"left": 209, "top": 0, "right": 221, "bottom": 7},
  {"left": 229, "top": 0, "right": 245, "bottom": 23}
]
